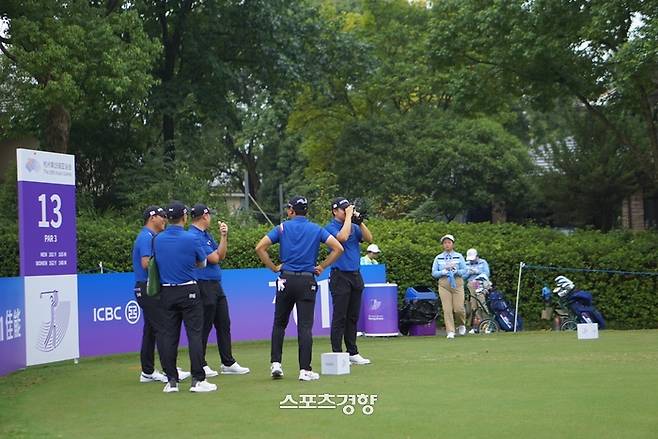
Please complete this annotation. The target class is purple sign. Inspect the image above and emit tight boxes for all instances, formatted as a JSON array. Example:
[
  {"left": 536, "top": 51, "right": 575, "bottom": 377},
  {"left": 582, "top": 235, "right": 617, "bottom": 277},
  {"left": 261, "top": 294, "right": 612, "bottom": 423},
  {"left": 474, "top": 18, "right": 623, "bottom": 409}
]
[
  {"left": 77, "top": 266, "right": 388, "bottom": 357},
  {"left": 0, "top": 277, "right": 26, "bottom": 376},
  {"left": 17, "top": 149, "right": 77, "bottom": 277},
  {"left": 362, "top": 283, "right": 399, "bottom": 336},
  {"left": 17, "top": 182, "right": 77, "bottom": 276}
]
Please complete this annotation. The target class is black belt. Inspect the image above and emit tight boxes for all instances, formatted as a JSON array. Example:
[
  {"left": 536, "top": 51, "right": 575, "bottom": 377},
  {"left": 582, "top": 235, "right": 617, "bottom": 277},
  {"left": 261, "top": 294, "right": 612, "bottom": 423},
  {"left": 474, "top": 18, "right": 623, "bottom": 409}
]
[
  {"left": 281, "top": 271, "right": 314, "bottom": 277},
  {"left": 331, "top": 268, "right": 360, "bottom": 274}
]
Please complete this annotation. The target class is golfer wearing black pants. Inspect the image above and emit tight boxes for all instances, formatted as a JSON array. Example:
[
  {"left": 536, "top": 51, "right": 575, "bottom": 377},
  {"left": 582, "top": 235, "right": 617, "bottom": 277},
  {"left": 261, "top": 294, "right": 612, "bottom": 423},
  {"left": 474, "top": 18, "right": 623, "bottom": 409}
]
[
  {"left": 328, "top": 270, "right": 364, "bottom": 355},
  {"left": 131, "top": 205, "right": 168, "bottom": 383},
  {"left": 325, "top": 197, "right": 373, "bottom": 365},
  {"left": 271, "top": 272, "right": 317, "bottom": 371},
  {"left": 189, "top": 204, "right": 250, "bottom": 376},
  {"left": 256, "top": 196, "right": 344, "bottom": 381},
  {"left": 154, "top": 201, "right": 216, "bottom": 393},
  {"left": 134, "top": 282, "right": 167, "bottom": 377}
]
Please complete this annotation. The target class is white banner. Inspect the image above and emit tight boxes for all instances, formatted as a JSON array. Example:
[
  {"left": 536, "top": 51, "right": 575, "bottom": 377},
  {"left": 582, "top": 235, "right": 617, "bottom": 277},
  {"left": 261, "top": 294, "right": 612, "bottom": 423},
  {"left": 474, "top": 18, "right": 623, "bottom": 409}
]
[
  {"left": 24, "top": 275, "right": 79, "bottom": 366},
  {"left": 16, "top": 148, "right": 76, "bottom": 185}
]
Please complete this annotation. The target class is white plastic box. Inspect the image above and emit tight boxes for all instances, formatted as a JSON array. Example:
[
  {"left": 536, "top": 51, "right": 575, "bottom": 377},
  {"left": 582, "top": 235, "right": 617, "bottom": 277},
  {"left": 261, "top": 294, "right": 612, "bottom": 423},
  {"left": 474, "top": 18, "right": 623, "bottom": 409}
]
[
  {"left": 577, "top": 323, "right": 599, "bottom": 340},
  {"left": 321, "top": 353, "right": 350, "bottom": 375}
]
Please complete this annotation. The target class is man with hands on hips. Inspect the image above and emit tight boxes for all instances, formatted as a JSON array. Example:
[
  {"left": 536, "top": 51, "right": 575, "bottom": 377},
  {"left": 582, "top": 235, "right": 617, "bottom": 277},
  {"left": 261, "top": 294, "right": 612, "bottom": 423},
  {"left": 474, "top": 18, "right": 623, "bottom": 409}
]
[{"left": 255, "top": 196, "right": 344, "bottom": 382}]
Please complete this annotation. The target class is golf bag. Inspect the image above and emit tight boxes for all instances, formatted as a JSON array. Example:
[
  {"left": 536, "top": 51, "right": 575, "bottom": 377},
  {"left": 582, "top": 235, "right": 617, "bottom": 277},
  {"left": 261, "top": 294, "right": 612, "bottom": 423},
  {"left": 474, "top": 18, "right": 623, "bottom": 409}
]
[
  {"left": 566, "top": 290, "right": 606, "bottom": 329},
  {"left": 487, "top": 290, "right": 523, "bottom": 332}
]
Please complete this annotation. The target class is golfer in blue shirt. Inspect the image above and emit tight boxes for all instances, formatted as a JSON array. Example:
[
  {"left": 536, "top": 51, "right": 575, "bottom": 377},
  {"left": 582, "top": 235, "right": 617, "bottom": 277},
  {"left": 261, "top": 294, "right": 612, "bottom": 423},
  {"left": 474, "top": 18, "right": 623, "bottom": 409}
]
[
  {"left": 255, "top": 196, "right": 343, "bottom": 381},
  {"left": 154, "top": 201, "right": 216, "bottom": 393},
  {"left": 325, "top": 197, "right": 373, "bottom": 365},
  {"left": 131, "top": 205, "right": 168, "bottom": 384},
  {"left": 189, "top": 204, "right": 250, "bottom": 377}
]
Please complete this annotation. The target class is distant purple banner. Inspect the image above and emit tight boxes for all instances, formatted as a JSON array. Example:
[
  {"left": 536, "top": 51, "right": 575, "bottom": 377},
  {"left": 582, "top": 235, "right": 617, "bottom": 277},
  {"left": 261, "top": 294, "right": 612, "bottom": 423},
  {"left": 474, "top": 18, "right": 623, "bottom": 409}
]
[
  {"left": 77, "top": 265, "right": 387, "bottom": 357},
  {"left": 0, "top": 277, "right": 26, "bottom": 376},
  {"left": 17, "top": 181, "right": 77, "bottom": 276}
]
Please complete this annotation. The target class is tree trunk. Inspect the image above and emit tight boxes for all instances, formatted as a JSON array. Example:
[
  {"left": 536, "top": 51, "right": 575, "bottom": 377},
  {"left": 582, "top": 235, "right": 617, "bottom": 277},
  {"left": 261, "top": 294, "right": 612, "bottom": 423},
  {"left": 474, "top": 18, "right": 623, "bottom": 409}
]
[
  {"left": 43, "top": 103, "right": 70, "bottom": 153},
  {"left": 491, "top": 201, "right": 507, "bottom": 223},
  {"left": 621, "top": 190, "right": 646, "bottom": 231},
  {"left": 163, "top": 113, "right": 175, "bottom": 162}
]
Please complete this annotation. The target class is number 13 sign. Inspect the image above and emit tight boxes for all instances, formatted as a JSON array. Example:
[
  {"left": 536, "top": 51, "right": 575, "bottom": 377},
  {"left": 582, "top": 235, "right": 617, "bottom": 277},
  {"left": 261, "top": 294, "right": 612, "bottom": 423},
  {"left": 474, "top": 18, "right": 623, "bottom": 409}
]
[{"left": 17, "top": 149, "right": 77, "bottom": 276}]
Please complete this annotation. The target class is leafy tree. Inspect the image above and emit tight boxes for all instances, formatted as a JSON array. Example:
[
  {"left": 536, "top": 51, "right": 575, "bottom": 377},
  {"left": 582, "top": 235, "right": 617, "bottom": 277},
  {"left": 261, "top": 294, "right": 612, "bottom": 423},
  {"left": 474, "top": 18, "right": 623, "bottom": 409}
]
[
  {"left": 430, "top": 0, "right": 658, "bottom": 187},
  {"left": 527, "top": 102, "right": 639, "bottom": 230},
  {"left": 0, "top": 0, "right": 157, "bottom": 153}
]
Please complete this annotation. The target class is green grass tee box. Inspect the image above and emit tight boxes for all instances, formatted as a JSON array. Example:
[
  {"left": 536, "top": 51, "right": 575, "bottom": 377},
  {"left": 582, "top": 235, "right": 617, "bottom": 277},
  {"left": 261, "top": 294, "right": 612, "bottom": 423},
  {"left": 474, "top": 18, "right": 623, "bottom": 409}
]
[{"left": 1, "top": 330, "right": 657, "bottom": 439}]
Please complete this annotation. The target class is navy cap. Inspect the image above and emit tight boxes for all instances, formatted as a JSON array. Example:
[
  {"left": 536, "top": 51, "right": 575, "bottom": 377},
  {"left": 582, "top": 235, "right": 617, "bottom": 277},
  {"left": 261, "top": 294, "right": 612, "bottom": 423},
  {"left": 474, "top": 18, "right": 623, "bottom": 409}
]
[
  {"left": 190, "top": 203, "right": 213, "bottom": 218},
  {"left": 143, "top": 205, "right": 166, "bottom": 221},
  {"left": 331, "top": 197, "right": 351, "bottom": 210},
  {"left": 166, "top": 201, "right": 188, "bottom": 220},
  {"left": 287, "top": 195, "right": 308, "bottom": 212}
]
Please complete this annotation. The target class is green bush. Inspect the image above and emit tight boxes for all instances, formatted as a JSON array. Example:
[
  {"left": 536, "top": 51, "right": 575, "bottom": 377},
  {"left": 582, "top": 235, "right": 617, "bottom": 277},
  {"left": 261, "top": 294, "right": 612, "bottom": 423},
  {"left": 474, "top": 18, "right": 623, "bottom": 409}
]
[{"left": 2, "top": 217, "right": 657, "bottom": 329}]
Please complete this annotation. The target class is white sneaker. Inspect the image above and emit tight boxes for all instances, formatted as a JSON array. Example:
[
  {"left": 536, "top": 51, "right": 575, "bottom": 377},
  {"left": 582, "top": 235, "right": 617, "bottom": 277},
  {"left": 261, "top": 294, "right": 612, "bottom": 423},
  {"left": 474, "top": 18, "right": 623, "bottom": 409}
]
[
  {"left": 458, "top": 325, "right": 467, "bottom": 336},
  {"left": 203, "top": 365, "right": 219, "bottom": 378},
  {"left": 140, "top": 369, "right": 167, "bottom": 383},
  {"left": 271, "top": 362, "right": 283, "bottom": 379},
  {"left": 163, "top": 381, "right": 179, "bottom": 393},
  {"left": 177, "top": 367, "right": 191, "bottom": 381},
  {"left": 349, "top": 354, "right": 371, "bottom": 365},
  {"left": 220, "top": 362, "right": 250, "bottom": 375},
  {"left": 446, "top": 332, "right": 455, "bottom": 339},
  {"left": 468, "top": 328, "right": 477, "bottom": 334},
  {"left": 298, "top": 369, "right": 320, "bottom": 381},
  {"left": 189, "top": 379, "right": 218, "bottom": 393}
]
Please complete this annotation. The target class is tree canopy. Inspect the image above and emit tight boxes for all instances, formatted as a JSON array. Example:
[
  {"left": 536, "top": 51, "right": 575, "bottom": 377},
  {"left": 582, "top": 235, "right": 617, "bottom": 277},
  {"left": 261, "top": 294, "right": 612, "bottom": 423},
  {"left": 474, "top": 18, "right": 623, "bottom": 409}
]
[{"left": 1, "top": 0, "right": 656, "bottom": 229}]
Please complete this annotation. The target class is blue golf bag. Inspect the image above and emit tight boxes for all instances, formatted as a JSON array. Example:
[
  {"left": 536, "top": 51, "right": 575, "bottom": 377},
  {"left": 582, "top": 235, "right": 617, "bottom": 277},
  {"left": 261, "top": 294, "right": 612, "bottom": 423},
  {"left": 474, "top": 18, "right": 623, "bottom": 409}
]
[
  {"left": 566, "top": 290, "right": 606, "bottom": 329},
  {"left": 487, "top": 290, "right": 523, "bottom": 331}
]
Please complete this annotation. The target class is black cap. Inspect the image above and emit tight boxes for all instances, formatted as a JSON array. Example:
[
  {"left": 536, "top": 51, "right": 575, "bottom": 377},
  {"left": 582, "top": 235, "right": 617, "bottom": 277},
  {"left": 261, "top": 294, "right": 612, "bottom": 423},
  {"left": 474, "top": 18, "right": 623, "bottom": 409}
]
[
  {"left": 166, "top": 201, "right": 188, "bottom": 220},
  {"left": 287, "top": 195, "right": 308, "bottom": 213},
  {"left": 331, "top": 197, "right": 351, "bottom": 210},
  {"left": 190, "top": 203, "right": 213, "bottom": 218},
  {"left": 143, "top": 205, "right": 166, "bottom": 221}
]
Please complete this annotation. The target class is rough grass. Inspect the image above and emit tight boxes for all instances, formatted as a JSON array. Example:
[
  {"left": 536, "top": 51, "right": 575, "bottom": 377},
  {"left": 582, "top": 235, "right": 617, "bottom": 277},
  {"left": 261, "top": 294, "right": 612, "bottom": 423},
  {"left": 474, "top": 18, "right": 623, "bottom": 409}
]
[{"left": 1, "top": 330, "right": 657, "bottom": 438}]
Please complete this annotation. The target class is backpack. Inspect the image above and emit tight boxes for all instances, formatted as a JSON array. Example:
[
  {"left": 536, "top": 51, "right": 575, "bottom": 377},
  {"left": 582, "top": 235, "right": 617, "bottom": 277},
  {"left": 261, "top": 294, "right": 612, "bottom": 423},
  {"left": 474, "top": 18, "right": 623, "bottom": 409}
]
[{"left": 146, "top": 234, "right": 161, "bottom": 297}]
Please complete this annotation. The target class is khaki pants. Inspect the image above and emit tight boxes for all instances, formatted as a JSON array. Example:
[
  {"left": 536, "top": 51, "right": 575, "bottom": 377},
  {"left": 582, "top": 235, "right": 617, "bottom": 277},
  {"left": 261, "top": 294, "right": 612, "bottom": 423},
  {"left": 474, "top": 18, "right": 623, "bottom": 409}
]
[{"left": 438, "top": 277, "right": 465, "bottom": 334}]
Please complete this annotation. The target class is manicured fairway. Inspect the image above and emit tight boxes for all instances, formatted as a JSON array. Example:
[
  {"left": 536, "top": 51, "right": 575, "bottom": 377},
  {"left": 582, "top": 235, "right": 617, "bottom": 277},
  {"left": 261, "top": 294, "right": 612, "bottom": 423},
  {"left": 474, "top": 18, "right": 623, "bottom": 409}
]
[{"left": 1, "top": 330, "right": 657, "bottom": 438}]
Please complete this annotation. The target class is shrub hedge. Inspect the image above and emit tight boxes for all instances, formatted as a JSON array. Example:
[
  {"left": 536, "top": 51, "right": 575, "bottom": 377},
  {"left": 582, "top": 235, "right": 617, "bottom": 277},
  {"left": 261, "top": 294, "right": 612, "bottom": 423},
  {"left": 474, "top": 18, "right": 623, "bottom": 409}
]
[{"left": 2, "top": 218, "right": 657, "bottom": 329}]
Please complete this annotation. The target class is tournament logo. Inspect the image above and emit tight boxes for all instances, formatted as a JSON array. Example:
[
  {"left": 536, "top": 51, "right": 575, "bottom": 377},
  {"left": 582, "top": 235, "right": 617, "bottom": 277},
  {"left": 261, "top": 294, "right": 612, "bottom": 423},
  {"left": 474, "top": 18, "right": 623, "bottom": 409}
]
[
  {"left": 25, "top": 157, "right": 40, "bottom": 173},
  {"left": 125, "top": 300, "right": 141, "bottom": 325},
  {"left": 37, "top": 290, "right": 70, "bottom": 352},
  {"left": 369, "top": 299, "right": 382, "bottom": 311}
]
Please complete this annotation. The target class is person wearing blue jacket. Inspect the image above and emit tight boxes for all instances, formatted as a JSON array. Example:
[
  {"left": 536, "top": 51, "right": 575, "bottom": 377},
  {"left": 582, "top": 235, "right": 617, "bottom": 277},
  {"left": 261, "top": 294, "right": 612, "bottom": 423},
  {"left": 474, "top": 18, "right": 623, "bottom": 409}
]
[
  {"left": 465, "top": 248, "right": 490, "bottom": 332},
  {"left": 431, "top": 234, "right": 468, "bottom": 339}
]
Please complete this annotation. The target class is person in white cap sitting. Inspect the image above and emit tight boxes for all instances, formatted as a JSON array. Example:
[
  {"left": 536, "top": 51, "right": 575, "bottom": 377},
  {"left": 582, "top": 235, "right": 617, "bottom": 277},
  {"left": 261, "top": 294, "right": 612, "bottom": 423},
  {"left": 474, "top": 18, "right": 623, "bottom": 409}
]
[
  {"left": 431, "top": 234, "right": 469, "bottom": 339},
  {"left": 360, "top": 243, "right": 381, "bottom": 265},
  {"left": 464, "top": 248, "right": 490, "bottom": 333}
]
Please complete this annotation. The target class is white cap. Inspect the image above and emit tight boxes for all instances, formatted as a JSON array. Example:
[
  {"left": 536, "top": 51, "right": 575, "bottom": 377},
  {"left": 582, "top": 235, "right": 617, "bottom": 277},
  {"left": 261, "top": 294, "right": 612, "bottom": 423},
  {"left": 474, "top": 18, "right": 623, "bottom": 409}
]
[
  {"left": 366, "top": 244, "right": 381, "bottom": 253},
  {"left": 440, "top": 234, "right": 455, "bottom": 243},
  {"left": 466, "top": 248, "right": 478, "bottom": 261}
]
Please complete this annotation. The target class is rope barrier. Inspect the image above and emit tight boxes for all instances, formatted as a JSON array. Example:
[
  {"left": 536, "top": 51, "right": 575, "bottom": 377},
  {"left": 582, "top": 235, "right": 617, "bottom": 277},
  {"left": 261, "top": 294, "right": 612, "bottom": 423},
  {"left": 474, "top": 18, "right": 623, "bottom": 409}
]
[{"left": 522, "top": 263, "right": 658, "bottom": 277}]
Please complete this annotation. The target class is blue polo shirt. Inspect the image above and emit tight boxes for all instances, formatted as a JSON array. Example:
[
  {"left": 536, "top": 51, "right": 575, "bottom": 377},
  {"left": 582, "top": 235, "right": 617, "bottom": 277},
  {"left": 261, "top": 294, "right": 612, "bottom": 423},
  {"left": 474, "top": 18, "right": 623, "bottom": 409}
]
[
  {"left": 132, "top": 227, "right": 155, "bottom": 282},
  {"left": 267, "top": 216, "right": 331, "bottom": 273},
  {"left": 154, "top": 225, "right": 206, "bottom": 285},
  {"left": 325, "top": 219, "right": 362, "bottom": 271},
  {"left": 189, "top": 224, "right": 222, "bottom": 281}
]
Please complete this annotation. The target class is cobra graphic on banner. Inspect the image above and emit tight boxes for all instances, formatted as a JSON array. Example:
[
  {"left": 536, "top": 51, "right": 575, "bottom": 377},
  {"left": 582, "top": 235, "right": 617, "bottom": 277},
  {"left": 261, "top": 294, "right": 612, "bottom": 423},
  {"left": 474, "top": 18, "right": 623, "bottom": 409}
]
[{"left": 24, "top": 275, "right": 79, "bottom": 366}]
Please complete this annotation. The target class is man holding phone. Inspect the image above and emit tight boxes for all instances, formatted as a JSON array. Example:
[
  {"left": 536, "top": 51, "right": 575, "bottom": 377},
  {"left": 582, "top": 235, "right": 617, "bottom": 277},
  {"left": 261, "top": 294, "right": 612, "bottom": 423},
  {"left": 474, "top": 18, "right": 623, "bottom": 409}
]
[{"left": 189, "top": 204, "right": 250, "bottom": 378}]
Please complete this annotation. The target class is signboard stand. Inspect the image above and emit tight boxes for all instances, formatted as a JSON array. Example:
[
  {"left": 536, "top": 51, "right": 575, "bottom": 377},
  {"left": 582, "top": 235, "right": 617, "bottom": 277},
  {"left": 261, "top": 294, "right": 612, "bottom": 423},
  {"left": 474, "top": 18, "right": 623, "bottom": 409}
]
[{"left": 17, "top": 148, "right": 79, "bottom": 366}]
